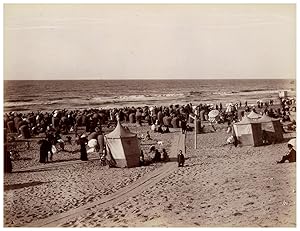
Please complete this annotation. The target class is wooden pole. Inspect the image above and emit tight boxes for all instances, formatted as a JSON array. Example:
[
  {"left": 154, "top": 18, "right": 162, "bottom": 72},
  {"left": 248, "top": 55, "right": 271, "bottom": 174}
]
[
  {"left": 195, "top": 115, "right": 197, "bottom": 149},
  {"left": 194, "top": 117, "right": 197, "bottom": 149},
  {"left": 189, "top": 114, "right": 197, "bottom": 149}
]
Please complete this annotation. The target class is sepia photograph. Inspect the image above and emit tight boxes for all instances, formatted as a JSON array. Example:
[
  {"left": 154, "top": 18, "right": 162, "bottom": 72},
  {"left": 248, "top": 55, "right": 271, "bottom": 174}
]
[{"left": 3, "top": 2, "right": 296, "bottom": 228}]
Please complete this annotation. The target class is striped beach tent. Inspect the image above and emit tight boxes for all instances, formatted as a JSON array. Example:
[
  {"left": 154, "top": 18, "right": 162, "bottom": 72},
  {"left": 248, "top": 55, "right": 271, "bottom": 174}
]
[
  {"left": 105, "top": 121, "right": 140, "bottom": 168},
  {"left": 247, "top": 111, "right": 262, "bottom": 120},
  {"left": 233, "top": 116, "right": 263, "bottom": 147},
  {"left": 257, "top": 114, "right": 283, "bottom": 143}
]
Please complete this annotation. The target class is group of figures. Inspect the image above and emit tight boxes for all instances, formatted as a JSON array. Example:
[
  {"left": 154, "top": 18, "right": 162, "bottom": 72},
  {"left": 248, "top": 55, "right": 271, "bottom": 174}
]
[{"left": 4, "top": 96, "right": 296, "bottom": 172}]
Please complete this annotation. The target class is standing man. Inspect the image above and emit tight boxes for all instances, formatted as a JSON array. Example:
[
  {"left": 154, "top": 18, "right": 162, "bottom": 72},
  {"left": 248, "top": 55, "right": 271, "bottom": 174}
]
[{"left": 177, "top": 150, "right": 185, "bottom": 167}]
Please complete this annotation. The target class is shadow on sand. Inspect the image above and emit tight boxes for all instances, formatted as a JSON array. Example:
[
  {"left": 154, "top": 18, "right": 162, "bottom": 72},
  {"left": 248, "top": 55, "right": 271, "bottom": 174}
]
[{"left": 4, "top": 181, "right": 50, "bottom": 191}]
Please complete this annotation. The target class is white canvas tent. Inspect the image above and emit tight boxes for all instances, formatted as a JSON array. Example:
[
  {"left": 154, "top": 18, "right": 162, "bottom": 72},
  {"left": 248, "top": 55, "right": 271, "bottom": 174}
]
[
  {"left": 257, "top": 114, "right": 283, "bottom": 143},
  {"left": 279, "top": 90, "right": 287, "bottom": 98},
  {"left": 247, "top": 111, "right": 262, "bottom": 120},
  {"left": 233, "top": 116, "right": 263, "bottom": 147},
  {"left": 105, "top": 121, "right": 141, "bottom": 168}
]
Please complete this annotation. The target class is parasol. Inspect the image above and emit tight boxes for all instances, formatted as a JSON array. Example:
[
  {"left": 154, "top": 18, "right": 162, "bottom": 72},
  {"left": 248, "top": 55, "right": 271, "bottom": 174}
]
[
  {"left": 288, "top": 138, "right": 296, "bottom": 149},
  {"left": 208, "top": 110, "right": 219, "bottom": 118},
  {"left": 88, "top": 139, "right": 98, "bottom": 148}
]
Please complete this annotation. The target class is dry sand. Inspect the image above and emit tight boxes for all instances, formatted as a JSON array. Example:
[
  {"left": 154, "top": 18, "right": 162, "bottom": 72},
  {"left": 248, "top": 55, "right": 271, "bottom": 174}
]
[{"left": 4, "top": 122, "right": 296, "bottom": 227}]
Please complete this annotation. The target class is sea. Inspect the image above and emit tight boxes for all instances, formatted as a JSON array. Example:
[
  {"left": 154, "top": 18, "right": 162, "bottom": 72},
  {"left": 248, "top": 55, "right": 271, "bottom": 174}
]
[{"left": 3, "top": 79, "right": 295, "bottom": 113}]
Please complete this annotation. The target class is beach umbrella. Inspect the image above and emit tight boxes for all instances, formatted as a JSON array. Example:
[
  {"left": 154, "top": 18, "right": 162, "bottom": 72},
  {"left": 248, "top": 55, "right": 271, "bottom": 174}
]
[
  {"left": 208, "top": 110, "right": 219, "bottom": 118},
  {"left": 288, "top": 138, "right": 296, "bottom": 149},
  {"left": 88, "top": 139, "right": 98, "bottom": 148}
]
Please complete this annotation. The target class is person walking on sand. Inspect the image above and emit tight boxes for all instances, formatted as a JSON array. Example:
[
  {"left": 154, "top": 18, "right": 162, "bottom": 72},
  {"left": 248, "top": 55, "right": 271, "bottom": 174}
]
[
  {"left": 178, "top": 150, "right": 185, "bottom": 167},
  {"left": 277, "top": 143, "right": 296, "bottom": 163}
]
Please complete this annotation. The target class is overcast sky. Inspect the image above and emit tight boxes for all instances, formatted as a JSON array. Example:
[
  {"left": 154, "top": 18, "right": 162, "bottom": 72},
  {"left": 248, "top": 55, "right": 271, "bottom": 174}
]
[{"left": 4, "top": 4, "right": 296, "bottom": 80}]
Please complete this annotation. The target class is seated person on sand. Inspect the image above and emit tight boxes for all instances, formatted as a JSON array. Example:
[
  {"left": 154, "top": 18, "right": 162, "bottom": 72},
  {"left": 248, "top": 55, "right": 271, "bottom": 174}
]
[
  {"left": 152, "top": 149, "right": 162, "bottom": 162},
  {"left": 162, "top": 148, "right": 170, "bottom": 162},
  {"left": 55, "top": 130, "right": 65, "bottom": 151},
  {"left": 226, "top": 135, "right": 239, "bottom": 147},
  {"left": 151, "top": 124, "right": 156, "bottom": 131},
  {"left": 186, "top": 124, "right": 193, "bottom": 132},
  {"left": 139, "top": 150, "right": 145, "bottom": 166},
  {"left": 277, "top": 144, "right": 296, "bottom": 163},
  {"left": 145, "top": 131, "right": 151, "bottom": 140},
  {"left": 163, "top": 126, "right": 170, "bottom": 133},
  {"left": 156, "top": 125, "right": 164, "bottom": 133},
  {"left": 262, "top": 130, "right": 270, "bottom": 145},
  {"left": 100, "top": 149, "right": 107, "bottom": 166},
  {"left": 149, "top": 145, "right": 156, "bottom": 153},
  {"left": 286, "top": 120, "right": 296, "bottom": 131}
]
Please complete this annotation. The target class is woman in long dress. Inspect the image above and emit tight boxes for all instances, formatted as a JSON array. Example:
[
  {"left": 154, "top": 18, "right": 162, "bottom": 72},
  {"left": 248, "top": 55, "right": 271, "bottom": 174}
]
[{"left": 79, "top": 135, "right": 88, "bottom": 161}]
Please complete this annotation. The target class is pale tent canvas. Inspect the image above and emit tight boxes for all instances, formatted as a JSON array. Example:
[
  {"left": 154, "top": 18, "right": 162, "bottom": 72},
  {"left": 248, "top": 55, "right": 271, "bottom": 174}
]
[
  {"left": 105, "top": 121, "right": 141, "bottom": 168},
  {"left": 247, "top": 111, "right": 262, "bottom": 120},
  {"left": 233, "top": 116, "right": 263, "bottom": 147},
  {"left": 257, "top": 114, "right": 284, "bottom": 143}
]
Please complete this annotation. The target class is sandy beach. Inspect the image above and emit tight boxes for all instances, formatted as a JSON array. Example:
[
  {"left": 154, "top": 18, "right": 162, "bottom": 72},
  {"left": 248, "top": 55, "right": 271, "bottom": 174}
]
[
  {"left": 3, "top": 121, "right": 296, "bottom": 227},
  {"left": 4, "top": 3, "right": 296, "bottom": 228}
]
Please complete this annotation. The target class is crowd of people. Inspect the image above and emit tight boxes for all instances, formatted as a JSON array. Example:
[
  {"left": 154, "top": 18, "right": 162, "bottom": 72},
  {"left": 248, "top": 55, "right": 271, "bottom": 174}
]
[{"left": 3, "top": 96, "right": 296, "bottom": 172}]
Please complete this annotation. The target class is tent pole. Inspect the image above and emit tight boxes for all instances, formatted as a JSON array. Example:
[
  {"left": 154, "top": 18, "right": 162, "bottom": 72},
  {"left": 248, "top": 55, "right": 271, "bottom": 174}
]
[{"left": 195, "top": 117, "right": 197, "bottom": 149}]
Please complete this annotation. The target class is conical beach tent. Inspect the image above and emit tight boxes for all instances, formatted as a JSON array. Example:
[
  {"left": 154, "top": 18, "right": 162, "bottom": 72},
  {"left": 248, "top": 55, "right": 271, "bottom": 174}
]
[
  {"left": 233, "top": 116, "right": 263, "bottom": 147},
  {"left": 105, "top": 121, "right": 141, "bottom": 168},
  {"left": 247, "top": 111, "right": 262, "bottom": 120},
  {"left": 257, "top": 114, "right": 283, "bottom": 143}
]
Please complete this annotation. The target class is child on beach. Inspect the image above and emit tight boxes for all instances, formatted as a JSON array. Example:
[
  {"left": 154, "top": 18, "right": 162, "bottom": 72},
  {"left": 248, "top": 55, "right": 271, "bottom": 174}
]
[{"left": 177, "top": 150, "right": 185, "bottom": 167}]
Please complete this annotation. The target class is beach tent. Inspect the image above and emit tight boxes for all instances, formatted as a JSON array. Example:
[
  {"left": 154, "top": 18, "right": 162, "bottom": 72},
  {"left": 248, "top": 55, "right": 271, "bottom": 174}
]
[
  {"left": 105, "top": 121, "right": 140, "bottom": 168},
  {"left": 257, "top": 114, "right": 283, "bottom": 143},
  {"left": 279, "top": 91, "right": 287, "bottom": 98},
  {"left": 247, "top": 111, "right": 262, "bottom": 120},
  {"left": 233, "top": 116, "right": 263, "bottom": 147},
  {"left": 288, "top": 138, "right": 296, "bottom": 149}
]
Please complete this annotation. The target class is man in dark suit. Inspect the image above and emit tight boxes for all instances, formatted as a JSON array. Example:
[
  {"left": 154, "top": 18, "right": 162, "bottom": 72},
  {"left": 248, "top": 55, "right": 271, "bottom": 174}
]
[
  {"left": 277, "top": 144, "right": 296, "bottom": 163},
  {"left": 178, "top": 150, "right": 185, "bottom": 167}
]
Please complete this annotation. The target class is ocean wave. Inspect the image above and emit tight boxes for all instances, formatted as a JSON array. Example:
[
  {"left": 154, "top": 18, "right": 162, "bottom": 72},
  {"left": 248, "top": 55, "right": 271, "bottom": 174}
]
[
  {"left": 91, "top": 93, "right": 185, "bottom": 103},
  {"left": 5, "top": 99, "right": 34, "bottom": 103},
  {"left": 4, "top": 100, "right": 61, "bottom": 108},
  {"left": 239, "top": 89, "right": 273, "bottom": 93}
]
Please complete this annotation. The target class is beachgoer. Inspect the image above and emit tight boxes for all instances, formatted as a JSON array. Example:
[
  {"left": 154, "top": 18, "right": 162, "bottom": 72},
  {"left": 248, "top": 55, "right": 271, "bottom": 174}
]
[
  {"left": 55, "top": 130, "right": 65, "bottom": 151},
  {"left": 145, "top": 131, "right": 151, "bottom": 140},
  {"left": 151, "top": 124, "right": 156, "bottom": 131},
  {"left": 66, "top": 135, "right": 72, "bottom": 145},
  {"left": 140, "top": 150, "right": 145, "bottom": 165},
  {"left": 152, "top": 149, "right": 161, "bottom": 162},
  {"left": 156, "top": 125, "right": 164, "bottom": 133},
  {"left": 38, "top": 139, "right": 53, "bottom": 163},
  {"left": 79, "top": 134, "right": 88, "bottom": 161},
  {"left": 4, "top": 144, "right": 12, "bottom": 173},
  {"left": 164, "top": 126, "right": 170, "bottom": 133},
  {"left": 100, "top": 150, "right": 107, "bottom": 166},
  {"left": 150, "top": 145, "right": 156, "bottom": 153},
  {"left": 162, "top": 148, "right": 170, "bottom": 162},
  {"left": 181, "top": 119, "right": 187, "bottom": 134},
  {"left": 177, "top": 150, "right": 185, "bottom": 167},
  {"left": 277, "top": 144, "right": 296, "bottom": 163}
]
